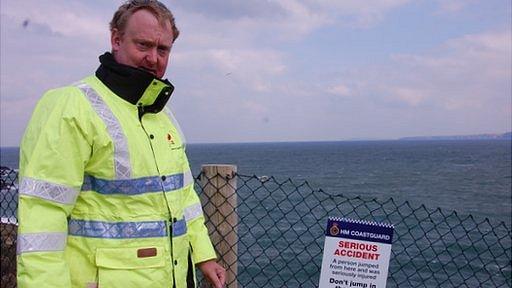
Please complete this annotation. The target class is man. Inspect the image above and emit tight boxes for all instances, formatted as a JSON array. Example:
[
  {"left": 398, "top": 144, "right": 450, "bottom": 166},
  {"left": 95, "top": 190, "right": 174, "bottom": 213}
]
[{"left": 16, "top": 1, "right": 226, "bottom": 287}]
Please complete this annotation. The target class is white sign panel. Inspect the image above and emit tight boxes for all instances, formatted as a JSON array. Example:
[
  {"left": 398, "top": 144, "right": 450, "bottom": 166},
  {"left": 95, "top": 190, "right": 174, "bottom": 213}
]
[{"left": 319, "top": 217, "right": 394, "bottom": 288}]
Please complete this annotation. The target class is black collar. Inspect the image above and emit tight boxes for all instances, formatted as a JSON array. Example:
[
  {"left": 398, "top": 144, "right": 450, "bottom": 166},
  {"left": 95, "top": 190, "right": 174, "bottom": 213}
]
[{"left": 95, "top": 52, "right": 174, "bottom": 116}]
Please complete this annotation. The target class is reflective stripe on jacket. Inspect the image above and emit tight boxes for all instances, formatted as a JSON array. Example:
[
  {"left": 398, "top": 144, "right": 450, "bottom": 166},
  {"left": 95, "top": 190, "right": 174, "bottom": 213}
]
[{"left": 17, "top": 75, "right": 216, "bottom": 288}]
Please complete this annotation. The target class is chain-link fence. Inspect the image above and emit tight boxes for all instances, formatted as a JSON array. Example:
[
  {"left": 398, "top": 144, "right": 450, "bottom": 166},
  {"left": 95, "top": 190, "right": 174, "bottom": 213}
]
[
  {"left": 1, "top": 167, "right": 511, "bottom": 287},
  {"left": 1, "top": 167, "right": 18, "bottom": 288}
]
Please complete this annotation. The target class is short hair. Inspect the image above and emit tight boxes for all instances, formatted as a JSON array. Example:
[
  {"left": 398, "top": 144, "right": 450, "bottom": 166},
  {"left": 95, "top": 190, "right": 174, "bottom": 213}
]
[{"left": 110, "top": 0, "right": 180, "bottom": 42}]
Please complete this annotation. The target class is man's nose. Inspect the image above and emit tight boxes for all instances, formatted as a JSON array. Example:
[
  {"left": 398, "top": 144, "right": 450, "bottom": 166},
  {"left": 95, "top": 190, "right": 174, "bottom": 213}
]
[{"left": 145, "top": 49, "right": 158, "bottom": 65}]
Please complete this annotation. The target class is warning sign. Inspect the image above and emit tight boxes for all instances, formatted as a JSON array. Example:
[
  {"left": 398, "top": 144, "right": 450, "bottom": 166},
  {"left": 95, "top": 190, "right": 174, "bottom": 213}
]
[{"left": 319, "top": 217, "right": 394, "bottom": 288}]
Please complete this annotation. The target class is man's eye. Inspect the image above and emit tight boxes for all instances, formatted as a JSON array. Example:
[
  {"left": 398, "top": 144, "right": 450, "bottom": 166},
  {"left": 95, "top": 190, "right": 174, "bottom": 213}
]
[
  {"left": 137, "top": 42, "right": 150, "bottom": 49},
  {"left": 158, "top": 47, "right": 169, "bottom": 55}
]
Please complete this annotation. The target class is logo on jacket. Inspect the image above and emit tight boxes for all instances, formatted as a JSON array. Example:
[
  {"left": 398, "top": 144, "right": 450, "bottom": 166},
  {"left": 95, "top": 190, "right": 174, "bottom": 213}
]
[
  {"left": 166, "top": 132, "right": 175, "bottom": 145},
  {"left": 166, "top": 130, "right": 183, "bottom": 150}
]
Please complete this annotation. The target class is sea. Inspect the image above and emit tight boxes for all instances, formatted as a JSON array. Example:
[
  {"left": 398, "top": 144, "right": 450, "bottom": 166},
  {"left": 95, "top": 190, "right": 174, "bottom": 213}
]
[
  {"left": 1, "top": 140, "right": 511, "bottom": 225},
  {"left": 1, "top": 140, "right": 511, "bottom": 286}
]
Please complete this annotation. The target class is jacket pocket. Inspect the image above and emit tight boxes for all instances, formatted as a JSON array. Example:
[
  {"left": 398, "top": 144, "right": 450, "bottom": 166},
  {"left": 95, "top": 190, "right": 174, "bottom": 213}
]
[{"left": 96, "top": 246, "right": 169, "bottom": 288}]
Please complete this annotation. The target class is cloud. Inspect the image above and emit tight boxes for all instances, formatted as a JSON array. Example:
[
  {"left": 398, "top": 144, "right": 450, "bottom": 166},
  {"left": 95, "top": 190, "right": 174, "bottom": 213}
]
[
  {"left": 388, "top": 87, "right": 425, "bottom": 107},
  {"left": 208, "top": 49, "right": 286, "bottom": 76},
  {"left": 433, "top": 0, "right": 472, "bottom": 14},
  {"left": 172, "top": 48, "right": 286, "bottom": 96},
  {"left": 160, "top": 0, "right": 416, "bottom": 142},
  {"left": 170, "top": 0, "right": 411, "bottom": 46},
  {"left": 1, "top": 0, "right": 112, "bottom": 42},
  {"left": 171, "top": 24, "right": 512, "bottom": 141},
  {"left": 323, "top": 29, "right": 511, "bottom": 136},
  {"left": 302, "top": 0, "right": 411, "bottom": 28},
  {"left": 1, "top": 0, "right": 509, "bottom": 145},
  {"left": 389, "top": 30, "right": 511, "bottom": 109},
  {"left": 171, "top": 0, "right": 286, "bottom": 20},
  {"left": 327, "top": 84, "right": 352, "bottom": 97},
  {"left": 0, "top": 1, "right": 112, "bottom": 146}
]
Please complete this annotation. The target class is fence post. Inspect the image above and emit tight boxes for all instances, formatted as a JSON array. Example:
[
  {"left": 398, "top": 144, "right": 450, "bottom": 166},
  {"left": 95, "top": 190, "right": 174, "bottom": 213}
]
[{"left": 200, "top": 164, "right": 238, "bottom": 288}]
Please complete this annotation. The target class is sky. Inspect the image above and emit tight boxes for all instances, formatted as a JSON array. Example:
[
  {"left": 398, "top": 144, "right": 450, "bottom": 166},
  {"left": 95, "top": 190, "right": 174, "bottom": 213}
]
[{"left": 0, "top": 0, "right": 511, "bottom": 146}]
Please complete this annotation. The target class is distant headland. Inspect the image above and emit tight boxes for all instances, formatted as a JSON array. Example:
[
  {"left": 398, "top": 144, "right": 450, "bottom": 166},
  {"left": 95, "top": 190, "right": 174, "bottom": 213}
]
[{"left": 399, "top": 132, "right": 512, "bottom": 141}]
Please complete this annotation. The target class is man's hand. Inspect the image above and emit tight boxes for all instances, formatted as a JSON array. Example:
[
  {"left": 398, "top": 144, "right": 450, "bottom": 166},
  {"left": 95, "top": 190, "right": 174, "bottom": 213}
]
[{"left": 197, "top": 260, "right": 226, "bottom": 288}]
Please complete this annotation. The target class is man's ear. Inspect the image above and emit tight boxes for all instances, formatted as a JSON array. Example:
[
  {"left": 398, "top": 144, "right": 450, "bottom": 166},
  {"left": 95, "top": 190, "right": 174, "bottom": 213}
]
[{"left": 111, "top": 28, "right": 122, "bottom": 52}]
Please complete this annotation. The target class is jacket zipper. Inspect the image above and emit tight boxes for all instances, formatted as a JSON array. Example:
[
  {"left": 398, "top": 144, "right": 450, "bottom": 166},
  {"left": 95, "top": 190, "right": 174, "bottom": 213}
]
[{"left": 139, "top": 109, "right": 177, "bottom": 288}]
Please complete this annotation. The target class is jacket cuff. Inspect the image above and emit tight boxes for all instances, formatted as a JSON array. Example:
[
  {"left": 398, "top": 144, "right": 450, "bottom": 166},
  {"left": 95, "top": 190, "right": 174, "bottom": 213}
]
[{"left": 192, "top": 235, "right": 217, "bottom": 264}]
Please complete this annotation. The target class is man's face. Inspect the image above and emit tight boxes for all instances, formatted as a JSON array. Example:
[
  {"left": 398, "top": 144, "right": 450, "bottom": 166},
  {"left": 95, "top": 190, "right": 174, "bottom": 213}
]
[{"left": 111, "top": 9, "right": 174, "bottom": 79}]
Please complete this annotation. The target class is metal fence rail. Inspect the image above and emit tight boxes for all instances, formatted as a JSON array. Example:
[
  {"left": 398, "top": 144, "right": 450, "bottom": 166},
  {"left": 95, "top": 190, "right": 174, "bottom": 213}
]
[{"left": 1, "top": 167, "right": 511, "bottom": 287}]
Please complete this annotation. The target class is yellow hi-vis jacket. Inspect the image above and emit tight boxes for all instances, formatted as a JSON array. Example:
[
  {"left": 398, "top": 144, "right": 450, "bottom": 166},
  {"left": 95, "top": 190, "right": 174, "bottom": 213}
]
[{"left": 17, "top": 75, "right": 216, "bottom": 288}]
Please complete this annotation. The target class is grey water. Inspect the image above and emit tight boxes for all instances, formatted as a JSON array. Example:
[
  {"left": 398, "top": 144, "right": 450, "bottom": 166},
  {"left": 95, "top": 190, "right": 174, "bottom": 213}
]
[
  {"left": 1, "top": 140, "right": 511, "bottom": 225},
  {"left": 188, "top": 140, "right": 511, "bottom": 226}
]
